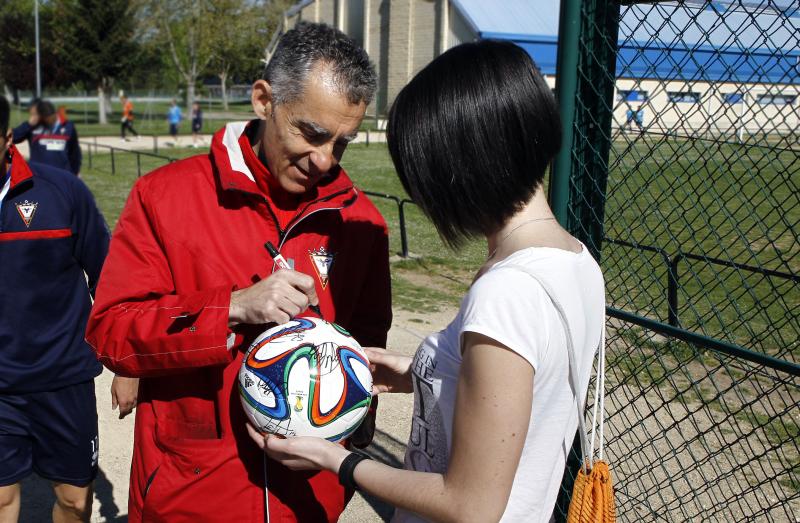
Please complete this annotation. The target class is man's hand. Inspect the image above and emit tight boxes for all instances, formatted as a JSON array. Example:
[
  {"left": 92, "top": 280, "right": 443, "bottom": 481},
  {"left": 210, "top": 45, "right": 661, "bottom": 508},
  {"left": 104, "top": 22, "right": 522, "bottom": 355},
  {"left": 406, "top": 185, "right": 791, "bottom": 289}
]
[
  {"left": 228, "top": 269, "right": 319, "bottom": 327},
  {"left": 111, "top": 376, "right": 139, "bottom": 419}
]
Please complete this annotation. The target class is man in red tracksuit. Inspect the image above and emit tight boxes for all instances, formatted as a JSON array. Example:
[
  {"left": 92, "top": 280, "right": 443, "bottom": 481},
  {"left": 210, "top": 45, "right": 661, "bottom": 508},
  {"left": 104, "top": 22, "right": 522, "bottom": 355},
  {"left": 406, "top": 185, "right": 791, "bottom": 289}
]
[{"left": 86, "top": 22, "right": 391, "bottom": 522}]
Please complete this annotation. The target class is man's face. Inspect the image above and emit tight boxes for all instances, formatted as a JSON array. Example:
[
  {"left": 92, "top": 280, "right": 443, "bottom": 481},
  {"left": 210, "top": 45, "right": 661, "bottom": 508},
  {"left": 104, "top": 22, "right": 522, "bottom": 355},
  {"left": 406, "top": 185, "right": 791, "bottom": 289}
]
[{"left": 260, "top": 69, "right": 366, "bottom": 195}]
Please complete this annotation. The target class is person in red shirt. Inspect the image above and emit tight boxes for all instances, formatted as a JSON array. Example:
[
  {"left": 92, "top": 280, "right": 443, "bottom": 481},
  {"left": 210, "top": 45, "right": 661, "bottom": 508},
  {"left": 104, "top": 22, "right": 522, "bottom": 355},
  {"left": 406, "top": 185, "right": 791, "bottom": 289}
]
[{"left": 86, "top": 22, "right": 391, "bottom": 522}]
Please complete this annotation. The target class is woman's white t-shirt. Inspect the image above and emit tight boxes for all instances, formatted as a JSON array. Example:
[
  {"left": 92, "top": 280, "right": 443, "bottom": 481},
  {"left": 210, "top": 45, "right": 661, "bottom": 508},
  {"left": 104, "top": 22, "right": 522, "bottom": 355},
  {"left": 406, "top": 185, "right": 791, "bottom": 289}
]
[{"left": 392, "top": 245, "right": 605, "bottom": 523}]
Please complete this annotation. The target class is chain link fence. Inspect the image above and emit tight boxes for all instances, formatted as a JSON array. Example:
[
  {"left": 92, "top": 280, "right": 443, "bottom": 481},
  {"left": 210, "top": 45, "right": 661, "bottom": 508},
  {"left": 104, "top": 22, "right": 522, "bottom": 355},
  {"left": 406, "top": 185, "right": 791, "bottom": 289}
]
[{"left": 552, "top": 1, "right": 798, "bottom": 521}]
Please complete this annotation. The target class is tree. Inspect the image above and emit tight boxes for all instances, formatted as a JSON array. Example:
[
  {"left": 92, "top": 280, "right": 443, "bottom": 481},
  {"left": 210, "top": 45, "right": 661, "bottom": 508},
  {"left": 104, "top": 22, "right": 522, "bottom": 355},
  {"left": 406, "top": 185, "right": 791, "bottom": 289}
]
[
  {"left": 138, "top": 0, "right": 217, "bottom": 113},
  {"left": 208, "top": 0, "right": 288, "bottom": 110},
  {"left": 54, "top": 0, "right": 138, "bottom": 124},
  {"left": 0, "top": 0, "right": 72, "bottom": 104}
]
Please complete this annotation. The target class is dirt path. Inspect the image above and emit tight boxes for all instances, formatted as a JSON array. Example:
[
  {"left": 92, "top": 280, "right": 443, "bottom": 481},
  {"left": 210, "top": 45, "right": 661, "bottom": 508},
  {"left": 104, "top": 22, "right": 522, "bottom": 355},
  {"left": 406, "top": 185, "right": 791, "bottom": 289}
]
[{"left": 16, "top": 307, "right": 457, "bottom": 522}]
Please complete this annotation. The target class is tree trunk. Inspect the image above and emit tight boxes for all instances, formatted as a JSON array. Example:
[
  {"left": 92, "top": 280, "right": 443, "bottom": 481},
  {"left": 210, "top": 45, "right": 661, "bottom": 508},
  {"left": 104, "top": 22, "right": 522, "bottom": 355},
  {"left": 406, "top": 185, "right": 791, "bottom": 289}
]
[
  {"left": 219, "top": 70, "right": 229, "bottom": 111},
  {"left": 187, "top": 80, "right": 196, "bottom": 117},
  {"left": 97, "top": 84, "right": 108, "bottom": 124}
]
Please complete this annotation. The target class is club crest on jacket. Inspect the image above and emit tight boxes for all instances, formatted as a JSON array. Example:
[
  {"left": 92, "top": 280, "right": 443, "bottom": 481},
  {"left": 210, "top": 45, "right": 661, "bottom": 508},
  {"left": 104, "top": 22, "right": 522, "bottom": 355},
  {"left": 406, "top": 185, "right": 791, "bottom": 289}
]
[
  {"left": 309, "top": 247, "right": 334, "bottom": 289},
  {"left": 16, "top": 200, "right": 38, "bottom": 227}
]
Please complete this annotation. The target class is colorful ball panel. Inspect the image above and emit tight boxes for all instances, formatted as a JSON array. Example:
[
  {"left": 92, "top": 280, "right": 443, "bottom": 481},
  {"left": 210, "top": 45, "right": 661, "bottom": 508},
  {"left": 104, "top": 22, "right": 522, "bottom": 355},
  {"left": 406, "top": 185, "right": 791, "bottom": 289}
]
[{"left": 238, "top": 317, "right": 373, "bottom": 442}]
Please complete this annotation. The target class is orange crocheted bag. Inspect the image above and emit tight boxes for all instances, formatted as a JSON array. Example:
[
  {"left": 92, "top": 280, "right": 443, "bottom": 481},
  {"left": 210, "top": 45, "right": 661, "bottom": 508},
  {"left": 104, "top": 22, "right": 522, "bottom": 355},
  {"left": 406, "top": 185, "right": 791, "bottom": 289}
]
[{"left": 567, "top": 459, "right": 615, "bottom": 523}]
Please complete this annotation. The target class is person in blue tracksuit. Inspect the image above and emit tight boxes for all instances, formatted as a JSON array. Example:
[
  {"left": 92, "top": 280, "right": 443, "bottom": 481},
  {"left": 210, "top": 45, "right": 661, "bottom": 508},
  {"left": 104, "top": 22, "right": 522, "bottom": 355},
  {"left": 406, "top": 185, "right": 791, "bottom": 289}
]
[
  {"left": 0, "top": 96, "right": 109, "bottom": 523},
  {"left": 167, "top": 99, "right": 183, "bottom": 145},
  {"left": 12, "top": 99, "right": 82, "bottom": 176}
]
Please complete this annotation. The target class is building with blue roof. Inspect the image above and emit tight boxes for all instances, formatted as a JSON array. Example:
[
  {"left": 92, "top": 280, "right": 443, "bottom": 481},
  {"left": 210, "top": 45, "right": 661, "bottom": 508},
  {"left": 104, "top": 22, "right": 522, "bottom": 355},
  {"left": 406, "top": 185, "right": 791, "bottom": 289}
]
[{"left": 269, "top": 0, "right": 798, "bottom": 135}]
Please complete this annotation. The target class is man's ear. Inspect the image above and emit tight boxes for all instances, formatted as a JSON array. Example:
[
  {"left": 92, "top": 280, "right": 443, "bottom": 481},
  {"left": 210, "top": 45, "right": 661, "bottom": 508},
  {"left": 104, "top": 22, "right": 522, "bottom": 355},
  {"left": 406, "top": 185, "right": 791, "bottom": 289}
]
[{"left": 251, "top": 80, "right": 273, "bottom": 121}]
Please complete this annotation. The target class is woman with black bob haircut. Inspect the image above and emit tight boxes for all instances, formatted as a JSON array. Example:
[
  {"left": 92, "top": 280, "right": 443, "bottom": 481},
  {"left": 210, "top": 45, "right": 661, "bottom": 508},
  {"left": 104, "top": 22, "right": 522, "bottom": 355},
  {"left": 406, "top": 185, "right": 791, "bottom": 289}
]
[{"left": 250, "top": 40, "right": 606, "bottom": 522}]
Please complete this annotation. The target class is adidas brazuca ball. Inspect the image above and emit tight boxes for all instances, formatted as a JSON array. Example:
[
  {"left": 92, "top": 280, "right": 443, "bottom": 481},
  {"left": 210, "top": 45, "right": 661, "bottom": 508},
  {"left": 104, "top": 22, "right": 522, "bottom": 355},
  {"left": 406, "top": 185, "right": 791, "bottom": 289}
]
[{"left": 239, "top": 317, "right": 373, "bottom": 442}]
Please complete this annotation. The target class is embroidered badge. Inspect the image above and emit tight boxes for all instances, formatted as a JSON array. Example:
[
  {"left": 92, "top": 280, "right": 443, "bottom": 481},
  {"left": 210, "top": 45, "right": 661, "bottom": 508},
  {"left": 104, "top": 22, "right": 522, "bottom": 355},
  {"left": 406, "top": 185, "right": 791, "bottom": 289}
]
[
  {"left": 309, "top": 247, "right": 335, "bottom": 289},
  {"left": 16, "top": 200, "right": 38, "bottom": 227}
]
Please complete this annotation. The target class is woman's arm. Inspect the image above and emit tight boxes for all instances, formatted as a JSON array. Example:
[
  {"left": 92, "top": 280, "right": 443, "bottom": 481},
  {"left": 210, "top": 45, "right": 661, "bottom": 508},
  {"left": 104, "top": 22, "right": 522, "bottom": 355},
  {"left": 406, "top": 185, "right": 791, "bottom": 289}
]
[{"left": 257, "top": 331, "right": 533, "bottom": 523}]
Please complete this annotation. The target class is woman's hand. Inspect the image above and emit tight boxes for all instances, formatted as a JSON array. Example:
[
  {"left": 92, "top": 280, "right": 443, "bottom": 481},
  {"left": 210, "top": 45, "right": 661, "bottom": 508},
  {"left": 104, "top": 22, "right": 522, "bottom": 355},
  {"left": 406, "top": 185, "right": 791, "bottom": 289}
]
[
  {"left": 364, "top": 347, "right": 414, "bottom": 395},
  {"left": 246, "top": 423, "right": 349, "bottom": 472}
]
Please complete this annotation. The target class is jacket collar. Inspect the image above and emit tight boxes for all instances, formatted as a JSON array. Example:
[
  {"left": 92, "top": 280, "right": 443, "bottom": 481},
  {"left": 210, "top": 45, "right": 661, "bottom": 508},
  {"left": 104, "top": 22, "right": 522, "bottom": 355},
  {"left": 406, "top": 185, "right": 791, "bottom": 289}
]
[
  {"left": 7, "top": 145, "right": 34, "bottom": 189},
  {"left": 209, "top": 121, "right": 359, "bottom": 219}
]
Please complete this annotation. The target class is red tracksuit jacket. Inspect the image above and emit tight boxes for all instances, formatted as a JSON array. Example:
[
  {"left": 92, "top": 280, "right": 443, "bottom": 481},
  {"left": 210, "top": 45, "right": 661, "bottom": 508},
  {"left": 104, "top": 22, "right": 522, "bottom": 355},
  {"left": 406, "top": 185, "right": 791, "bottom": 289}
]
[{"left": 86, "top": 121, "right": 392, "bottom": 522}]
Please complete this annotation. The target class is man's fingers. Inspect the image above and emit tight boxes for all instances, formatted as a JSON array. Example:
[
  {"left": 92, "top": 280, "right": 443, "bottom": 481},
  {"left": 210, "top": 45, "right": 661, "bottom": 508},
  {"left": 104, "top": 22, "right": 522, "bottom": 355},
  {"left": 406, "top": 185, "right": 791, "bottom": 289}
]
[
  {"left": 111, "top": 393, "right": 118, "bottom": 410},
  {"left": 276, "top": 270, "right": 318, "bottom": 303}
]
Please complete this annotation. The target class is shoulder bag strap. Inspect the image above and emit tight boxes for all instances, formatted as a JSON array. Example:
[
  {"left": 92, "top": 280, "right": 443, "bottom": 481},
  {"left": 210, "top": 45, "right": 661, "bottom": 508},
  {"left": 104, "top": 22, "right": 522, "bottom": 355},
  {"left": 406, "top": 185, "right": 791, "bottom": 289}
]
[{"left": 503, "top": 264, "right": 606, "bottom": 469}]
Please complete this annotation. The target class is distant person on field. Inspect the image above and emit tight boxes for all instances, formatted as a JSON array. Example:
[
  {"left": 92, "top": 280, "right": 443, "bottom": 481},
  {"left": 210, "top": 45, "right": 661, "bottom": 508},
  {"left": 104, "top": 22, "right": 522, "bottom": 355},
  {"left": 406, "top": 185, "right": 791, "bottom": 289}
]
[
  {"left": 167, "top": 99, "right": 182, "bottom": 145},
  {"left": 0, "top": 95, "right": 110, "bottom": 523},
  {"left": 191, "top": 101, "right": 203, "bottom": 147},
  {"left": 13, "top": 98, "right": 82, "bottom": 176},
  {"left": 120, "top": 94, "right": 139, "bottom": 141}
]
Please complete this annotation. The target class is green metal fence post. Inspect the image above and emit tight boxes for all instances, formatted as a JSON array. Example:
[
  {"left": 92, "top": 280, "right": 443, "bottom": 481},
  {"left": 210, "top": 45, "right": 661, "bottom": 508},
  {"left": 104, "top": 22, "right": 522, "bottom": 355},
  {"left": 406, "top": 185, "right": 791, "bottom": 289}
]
[
  {"left": 550, "top": 0, "right": 582, "bottom": 228},
  {"left": 571, "top": 1, "right": 619, "bottom": 259}
]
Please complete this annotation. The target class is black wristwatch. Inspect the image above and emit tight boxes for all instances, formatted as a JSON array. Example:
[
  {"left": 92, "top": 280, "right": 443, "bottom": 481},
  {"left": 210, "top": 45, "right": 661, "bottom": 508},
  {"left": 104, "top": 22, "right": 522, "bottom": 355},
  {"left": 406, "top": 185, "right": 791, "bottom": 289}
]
[{"left": 338, "top": 452, "right": 371, "bottom": 491}]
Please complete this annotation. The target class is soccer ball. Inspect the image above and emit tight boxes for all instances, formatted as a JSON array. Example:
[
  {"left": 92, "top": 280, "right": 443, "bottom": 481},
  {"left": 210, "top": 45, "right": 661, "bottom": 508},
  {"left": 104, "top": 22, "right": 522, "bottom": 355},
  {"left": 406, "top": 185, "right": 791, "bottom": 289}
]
[{"left": 238, "top": 317, "right": 373, "bottom": 442}]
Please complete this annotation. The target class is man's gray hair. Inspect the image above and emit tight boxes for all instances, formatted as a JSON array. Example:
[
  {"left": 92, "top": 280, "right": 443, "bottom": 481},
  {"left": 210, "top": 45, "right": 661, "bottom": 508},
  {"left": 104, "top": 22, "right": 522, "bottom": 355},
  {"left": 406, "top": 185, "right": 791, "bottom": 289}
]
[{"left": 264, "top": 22, "right": 377, "bottom": 106}]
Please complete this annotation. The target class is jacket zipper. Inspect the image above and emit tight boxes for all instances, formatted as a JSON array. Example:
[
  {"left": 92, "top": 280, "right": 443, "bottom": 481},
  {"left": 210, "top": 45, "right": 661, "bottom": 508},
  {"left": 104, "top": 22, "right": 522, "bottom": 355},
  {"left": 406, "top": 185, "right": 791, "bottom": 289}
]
[{"left": 277, "top": 187, "right": 359, "bottom": 252}]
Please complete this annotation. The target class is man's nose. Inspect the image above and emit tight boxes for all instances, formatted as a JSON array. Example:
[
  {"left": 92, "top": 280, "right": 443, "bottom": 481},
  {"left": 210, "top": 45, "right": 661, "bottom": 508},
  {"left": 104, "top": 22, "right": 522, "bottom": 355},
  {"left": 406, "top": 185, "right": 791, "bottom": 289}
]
[{"left": 309, "top": 143, "right": 336, "bottom": 174}]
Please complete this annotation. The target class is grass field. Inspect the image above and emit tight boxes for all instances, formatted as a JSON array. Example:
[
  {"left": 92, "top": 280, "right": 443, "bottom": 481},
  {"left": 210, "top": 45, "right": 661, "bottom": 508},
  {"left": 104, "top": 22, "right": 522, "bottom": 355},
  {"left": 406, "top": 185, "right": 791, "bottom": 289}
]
[{"left": 602, "top": 134, "right": 798, "bottom": 359}]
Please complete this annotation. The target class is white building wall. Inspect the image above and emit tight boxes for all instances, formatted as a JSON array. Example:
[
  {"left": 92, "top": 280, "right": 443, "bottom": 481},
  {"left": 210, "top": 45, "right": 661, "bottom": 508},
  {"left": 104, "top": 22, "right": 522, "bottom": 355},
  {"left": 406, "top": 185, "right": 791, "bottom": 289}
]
[{"left": 613, "top": 78, "right": 799, "bottom": 136}]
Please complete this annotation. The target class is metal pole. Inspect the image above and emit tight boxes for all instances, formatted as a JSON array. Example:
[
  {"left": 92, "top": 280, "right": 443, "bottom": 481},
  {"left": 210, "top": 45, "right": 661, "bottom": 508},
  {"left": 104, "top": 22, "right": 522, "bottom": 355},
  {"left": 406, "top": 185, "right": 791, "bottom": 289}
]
[
  {"left": 34, "top": 0, "right": 41, "bottom": 97},
  {"left": 111, "top": 148, "right": 115, "bottom": 175},
  {"left": 549, "top": 0, "right": 582, "bottom": 226},
  {"left": 666, "top": 254, "right": 682, "bottom": 328}
]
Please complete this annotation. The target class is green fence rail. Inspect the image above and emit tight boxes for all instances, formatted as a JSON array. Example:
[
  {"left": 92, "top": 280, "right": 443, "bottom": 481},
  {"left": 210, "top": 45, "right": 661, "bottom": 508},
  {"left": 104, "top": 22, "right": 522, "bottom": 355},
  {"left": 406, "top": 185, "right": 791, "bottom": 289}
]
[{"left": 553, "top": 0, "right": 799, "bottom": 521}]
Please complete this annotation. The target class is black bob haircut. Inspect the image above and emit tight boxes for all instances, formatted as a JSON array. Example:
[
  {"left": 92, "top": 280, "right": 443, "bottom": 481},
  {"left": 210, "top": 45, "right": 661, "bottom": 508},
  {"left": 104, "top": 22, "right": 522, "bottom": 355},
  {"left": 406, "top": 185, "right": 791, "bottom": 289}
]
[
  {"left": 0, "top": 96, "right": 9, "bottom": 135},
  {"left": 387, "top": 40, "right": 562, "bottom": 248}
]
